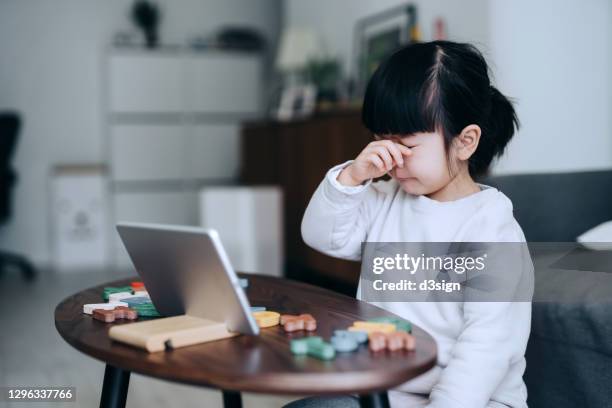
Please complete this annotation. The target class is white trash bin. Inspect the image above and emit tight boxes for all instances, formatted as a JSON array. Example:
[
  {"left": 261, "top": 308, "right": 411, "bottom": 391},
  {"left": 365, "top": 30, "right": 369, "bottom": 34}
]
[{"left": 51, "top": 164, "right": 110, "bottom": 271}]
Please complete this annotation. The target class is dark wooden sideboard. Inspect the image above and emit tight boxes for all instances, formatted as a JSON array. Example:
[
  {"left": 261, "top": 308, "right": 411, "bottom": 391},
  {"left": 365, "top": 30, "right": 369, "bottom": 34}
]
[{"left": 240, "top": 110, "right": 372, "bottom": 290}]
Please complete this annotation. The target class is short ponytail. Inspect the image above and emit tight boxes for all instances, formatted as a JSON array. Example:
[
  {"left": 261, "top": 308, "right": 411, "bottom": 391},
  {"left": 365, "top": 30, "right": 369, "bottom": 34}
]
[{"left": 469, "top": 86, "right": 520, "bottom": 176}]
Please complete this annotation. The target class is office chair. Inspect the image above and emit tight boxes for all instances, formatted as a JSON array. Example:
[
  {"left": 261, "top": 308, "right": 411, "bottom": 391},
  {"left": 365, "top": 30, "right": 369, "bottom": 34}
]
[{"left": 0, "top": 112, "right": 35, "bottom": 280}]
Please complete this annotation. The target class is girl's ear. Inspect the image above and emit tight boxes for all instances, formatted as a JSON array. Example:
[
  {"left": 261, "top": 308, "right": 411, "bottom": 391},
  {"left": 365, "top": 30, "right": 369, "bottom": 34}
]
[{"left": 455, "top": 124, "right": 481, "bottom": 160}]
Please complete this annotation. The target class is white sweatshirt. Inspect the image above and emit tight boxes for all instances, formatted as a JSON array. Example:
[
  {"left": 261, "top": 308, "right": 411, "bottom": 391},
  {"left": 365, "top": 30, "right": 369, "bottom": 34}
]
[{"left": 301, "top": 161, "right": 532, "bottom": 408}]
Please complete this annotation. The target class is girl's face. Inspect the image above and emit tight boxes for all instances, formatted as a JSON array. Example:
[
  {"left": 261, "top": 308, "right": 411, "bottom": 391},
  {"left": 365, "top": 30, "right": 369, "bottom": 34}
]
[{"left": 379, "top": 132, "right": 456, "bottom": 196}]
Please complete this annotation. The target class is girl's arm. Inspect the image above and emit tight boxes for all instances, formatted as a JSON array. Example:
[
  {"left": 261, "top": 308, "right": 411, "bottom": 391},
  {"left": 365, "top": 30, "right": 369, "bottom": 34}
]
[
  {"left": 302, "top": 140, "right": 408, "bottom": 260},
  {"left": 428, "top": 224, "right": 533, "bottom": 408},
  {"left": 428, "top": 301, "right": 531, "bottom": 408},
  {"left": 301, "top": 161, "right": 385, "bottom": 261}
]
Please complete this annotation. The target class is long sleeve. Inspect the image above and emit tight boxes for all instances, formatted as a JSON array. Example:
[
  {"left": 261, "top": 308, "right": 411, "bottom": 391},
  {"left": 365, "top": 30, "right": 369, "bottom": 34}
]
[
  {"left": 301, "top": 161, "right": 384, "bottom": 261},
  {"left": 427, "top": 223, "right": 533, "bottom": 408},
  {"left": 427, "top": 301, "right": 531, "bottom": 408}
]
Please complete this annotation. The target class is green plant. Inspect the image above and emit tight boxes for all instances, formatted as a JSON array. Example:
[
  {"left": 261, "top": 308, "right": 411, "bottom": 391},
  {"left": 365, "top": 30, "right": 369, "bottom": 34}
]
[{"left": 305, "top": 58, "right": 341, "bottom": 92}]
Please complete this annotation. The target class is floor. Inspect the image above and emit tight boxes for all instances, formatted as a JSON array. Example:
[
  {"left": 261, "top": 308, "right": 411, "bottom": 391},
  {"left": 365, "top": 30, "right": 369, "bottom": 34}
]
[{"left": 0, "top": 266, "right": 303, "bottom": 408}]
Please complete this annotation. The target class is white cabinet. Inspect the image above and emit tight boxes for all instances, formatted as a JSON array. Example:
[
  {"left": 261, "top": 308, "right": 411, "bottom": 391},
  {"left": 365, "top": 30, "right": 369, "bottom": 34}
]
[
  {"left": 110, "top": 124, "right": 241, "bottom": 182},
  {"left": 109, "top": 52, "right": 262, "bottom": 115},
  {"left": 110, "top": 54, "right": 184, "bottom": 113},
  {"left": 111, "top": 125, "right": 185, "bottom": 181},
  {"left": 106, "top": 50, "right": 264, "bottom": 267},
  {"left": 186, "top": 54, "right": 262, "bottom": 113},
  {"left": 186, "top": 124, "right": 240, "bottom": 180}
]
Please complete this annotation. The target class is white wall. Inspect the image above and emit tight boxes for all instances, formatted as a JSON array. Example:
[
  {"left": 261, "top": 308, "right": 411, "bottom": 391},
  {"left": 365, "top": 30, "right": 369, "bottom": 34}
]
[
  {"left": 0, "top": 0, "right": 281, "bottom": 266},
  {"left": 284, "top": 0, "right": 490, "bottom": 77},
  {"left": 490, "top": 0, "right": 612, "bottom": 174}
]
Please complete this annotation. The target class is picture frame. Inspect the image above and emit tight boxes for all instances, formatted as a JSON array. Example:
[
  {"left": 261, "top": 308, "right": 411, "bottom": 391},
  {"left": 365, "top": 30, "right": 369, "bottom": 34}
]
[{"left": 352, "top": 4, "right": 417, "bottom": 98}]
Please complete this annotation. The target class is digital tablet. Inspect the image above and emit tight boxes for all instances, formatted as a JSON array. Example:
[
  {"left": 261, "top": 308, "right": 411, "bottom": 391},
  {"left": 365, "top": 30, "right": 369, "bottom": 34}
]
[{"left": 116, "top": 222, "right": 259, "bottom": 335}]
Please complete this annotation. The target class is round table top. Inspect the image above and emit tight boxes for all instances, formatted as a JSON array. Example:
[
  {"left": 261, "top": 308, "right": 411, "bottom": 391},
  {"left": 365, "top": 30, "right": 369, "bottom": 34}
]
[{"left": 55, "top": 274, "right": 437, "bottom": 395}]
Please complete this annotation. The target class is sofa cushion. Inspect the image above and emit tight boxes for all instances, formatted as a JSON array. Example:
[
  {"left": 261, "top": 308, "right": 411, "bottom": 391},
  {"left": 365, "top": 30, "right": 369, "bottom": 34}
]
[{"left": 482, "top": 170, "right": 612, "bottom": 241}]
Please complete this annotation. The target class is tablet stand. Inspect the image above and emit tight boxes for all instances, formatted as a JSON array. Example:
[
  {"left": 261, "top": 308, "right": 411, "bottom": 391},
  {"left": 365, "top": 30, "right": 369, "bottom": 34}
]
[{"left": 109, "top": 315, "right": 239, "bottom": 352}]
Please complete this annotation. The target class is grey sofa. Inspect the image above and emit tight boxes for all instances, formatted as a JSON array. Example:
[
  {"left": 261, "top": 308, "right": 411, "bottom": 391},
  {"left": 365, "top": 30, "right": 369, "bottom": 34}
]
[{"left": 484, "top": 170, "right": 612, "bottom": 408}]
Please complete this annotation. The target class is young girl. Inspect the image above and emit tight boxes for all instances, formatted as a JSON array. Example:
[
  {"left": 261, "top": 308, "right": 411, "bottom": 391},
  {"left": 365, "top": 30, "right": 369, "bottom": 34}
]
[{"left": 299, "top": 41, "right": 531, "bottom": 407}]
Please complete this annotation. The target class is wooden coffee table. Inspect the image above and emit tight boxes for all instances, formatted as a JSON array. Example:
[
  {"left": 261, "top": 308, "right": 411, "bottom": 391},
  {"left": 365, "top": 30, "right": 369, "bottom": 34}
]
[{"left": 55, "top": 273, "right": 437, "bottom": 408}]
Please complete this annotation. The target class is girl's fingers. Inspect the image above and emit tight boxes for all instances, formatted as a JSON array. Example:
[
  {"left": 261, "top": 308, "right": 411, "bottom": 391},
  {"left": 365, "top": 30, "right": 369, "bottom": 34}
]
[
  {"left": 372, "top": 146, "right": 394, "bottom": 170},
  {"left": 368, "top": 154, "right": 385, "bottom": 173},
  {"left": 372, "top": 140, "right": 411, "bottom": 167},
  {"left": 385, "top": 142, "right": 405, "bottom": 168},
  {"left": 396, "top": 143, "right": 412, "bottom": 157}
]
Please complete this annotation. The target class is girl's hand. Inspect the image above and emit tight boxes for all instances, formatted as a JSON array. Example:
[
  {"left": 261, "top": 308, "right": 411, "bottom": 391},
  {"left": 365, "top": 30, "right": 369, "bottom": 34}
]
[{"left": 338, "top": 139, "right": 412, "bottom": 186}]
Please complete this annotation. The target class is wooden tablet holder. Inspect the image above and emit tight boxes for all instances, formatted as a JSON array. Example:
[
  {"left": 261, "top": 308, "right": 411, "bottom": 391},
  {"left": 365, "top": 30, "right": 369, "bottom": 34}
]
[{"left": 108, "top": 315, "right": 239, "bottom": 352}]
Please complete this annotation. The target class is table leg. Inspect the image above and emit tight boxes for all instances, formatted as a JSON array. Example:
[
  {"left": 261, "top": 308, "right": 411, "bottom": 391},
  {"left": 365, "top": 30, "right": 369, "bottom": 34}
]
[
  {"left": 99, "top": 364, "right": 131, "bottom": 408},
  {"left": 222, "top": 390, "right": 242, "bottom": 408},
  {"left": 359, "top": 391, "right": 390, "bottom": 408}
]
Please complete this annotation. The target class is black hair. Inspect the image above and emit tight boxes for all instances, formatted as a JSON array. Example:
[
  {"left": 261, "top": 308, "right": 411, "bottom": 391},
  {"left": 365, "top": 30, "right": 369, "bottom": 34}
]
[{"left": 362, "top": 40, "right": 519, "bottom": 177}]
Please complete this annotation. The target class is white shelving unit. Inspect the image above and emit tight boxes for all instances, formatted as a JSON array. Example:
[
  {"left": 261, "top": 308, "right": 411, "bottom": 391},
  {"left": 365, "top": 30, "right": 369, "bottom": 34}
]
[{"left": 105, "top": 49, "right": 264, "bottom": 266}]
